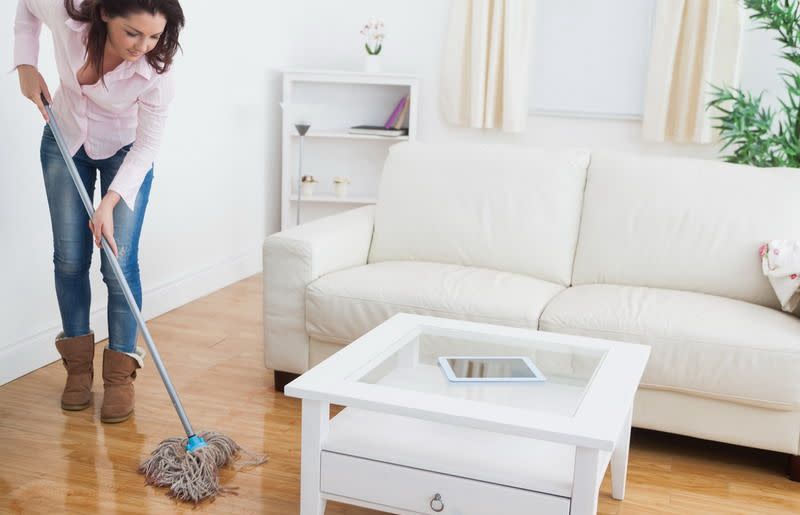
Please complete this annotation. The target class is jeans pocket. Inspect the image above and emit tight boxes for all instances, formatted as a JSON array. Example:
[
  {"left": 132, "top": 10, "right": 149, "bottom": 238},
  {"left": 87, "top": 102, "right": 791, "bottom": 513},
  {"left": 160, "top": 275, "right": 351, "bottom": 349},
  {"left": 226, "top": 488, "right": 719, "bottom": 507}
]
[
  {"left": 40, "top": 126, "right": 60, "bottom": 164},
  {"left": 41, "top": 124, "right": 55, "bottom": 142}
]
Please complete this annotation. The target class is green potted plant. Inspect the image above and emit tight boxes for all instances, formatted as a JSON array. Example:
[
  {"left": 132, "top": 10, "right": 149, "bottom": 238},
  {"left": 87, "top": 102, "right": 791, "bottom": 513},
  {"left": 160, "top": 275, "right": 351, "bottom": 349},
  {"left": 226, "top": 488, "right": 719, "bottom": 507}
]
[{"left": 707, "top": 0, "right": 800, "bottom": 167}]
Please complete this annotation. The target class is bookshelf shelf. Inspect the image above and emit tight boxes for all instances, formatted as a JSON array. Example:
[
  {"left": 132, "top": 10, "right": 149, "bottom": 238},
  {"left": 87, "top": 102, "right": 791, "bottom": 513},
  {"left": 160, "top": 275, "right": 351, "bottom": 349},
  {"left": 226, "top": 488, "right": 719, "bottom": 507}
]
[
  {"left": 280, "top": 69, "right": 419, "bottom": 230},
  {"left": 288, "top": 130, "right": 409, "bottom": 142},
  {"left": 289, "top": 194, "right": 378, "bottom": 204}
]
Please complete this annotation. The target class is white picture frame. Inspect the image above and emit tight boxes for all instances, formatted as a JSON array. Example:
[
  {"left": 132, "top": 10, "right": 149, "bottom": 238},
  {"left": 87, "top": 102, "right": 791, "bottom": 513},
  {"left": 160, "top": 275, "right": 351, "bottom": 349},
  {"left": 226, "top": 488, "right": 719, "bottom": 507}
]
[
  {"left": 528, "top": 0, "right": 657, "bottom": 120},
  {"left": 437, "top": 355, "right": 547, "bottom": 383}
]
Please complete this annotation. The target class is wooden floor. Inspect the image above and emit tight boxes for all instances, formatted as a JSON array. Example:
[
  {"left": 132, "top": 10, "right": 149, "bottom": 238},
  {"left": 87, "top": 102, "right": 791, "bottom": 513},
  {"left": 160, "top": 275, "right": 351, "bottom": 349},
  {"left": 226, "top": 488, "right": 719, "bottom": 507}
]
[{"left": 1, "top": 274, "right": 799, "bottom": 514}]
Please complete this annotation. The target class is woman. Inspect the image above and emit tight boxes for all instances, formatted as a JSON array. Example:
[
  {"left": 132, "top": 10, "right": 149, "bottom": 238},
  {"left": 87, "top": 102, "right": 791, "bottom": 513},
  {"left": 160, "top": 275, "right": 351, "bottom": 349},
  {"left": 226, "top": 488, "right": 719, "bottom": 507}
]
[{"left": 13, "top": 0, "right": 184, "bottom": 423}]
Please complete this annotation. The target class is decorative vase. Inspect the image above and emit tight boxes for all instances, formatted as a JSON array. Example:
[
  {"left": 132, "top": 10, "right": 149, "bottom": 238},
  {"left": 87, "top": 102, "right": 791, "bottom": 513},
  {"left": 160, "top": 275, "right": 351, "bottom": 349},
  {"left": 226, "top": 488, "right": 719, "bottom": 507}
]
[
  {"left": 301, "top": 182, "right": 314, "bottom": 198},
  {"left": 334, "top": 182, "right": 349, "bottom": 198},
  {"left": 364, "top": 53, "right": 382, "bottom": 73}
]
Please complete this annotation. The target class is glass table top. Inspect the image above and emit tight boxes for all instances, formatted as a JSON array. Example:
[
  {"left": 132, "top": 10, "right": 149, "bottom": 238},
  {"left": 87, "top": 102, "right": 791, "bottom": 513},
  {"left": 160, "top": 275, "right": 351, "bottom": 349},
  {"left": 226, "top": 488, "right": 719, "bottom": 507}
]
[{"left": 353, "top": 325, "right": 607, "bottom": 418}]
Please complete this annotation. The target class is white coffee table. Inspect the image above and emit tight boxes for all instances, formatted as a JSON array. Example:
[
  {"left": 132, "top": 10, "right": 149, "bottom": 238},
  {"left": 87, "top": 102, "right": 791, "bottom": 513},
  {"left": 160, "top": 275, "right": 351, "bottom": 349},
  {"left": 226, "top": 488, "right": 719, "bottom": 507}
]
[{"left": 285, "top": 314, "right": 649, "bottom": 515}]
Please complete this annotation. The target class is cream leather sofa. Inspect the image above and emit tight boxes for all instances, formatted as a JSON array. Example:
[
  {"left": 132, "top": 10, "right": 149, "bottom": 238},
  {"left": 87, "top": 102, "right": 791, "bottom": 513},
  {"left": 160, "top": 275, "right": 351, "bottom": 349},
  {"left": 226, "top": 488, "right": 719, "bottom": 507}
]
[{"left": 263, "top": 142, "right": 800, "bottom": 473}]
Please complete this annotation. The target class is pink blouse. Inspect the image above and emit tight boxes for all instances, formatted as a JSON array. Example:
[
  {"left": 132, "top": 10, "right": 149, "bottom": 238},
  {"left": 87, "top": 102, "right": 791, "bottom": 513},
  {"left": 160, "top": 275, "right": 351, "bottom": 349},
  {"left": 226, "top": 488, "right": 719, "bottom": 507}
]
[{"left": 14, "top": 0, "right": 176, "bottom": 210}]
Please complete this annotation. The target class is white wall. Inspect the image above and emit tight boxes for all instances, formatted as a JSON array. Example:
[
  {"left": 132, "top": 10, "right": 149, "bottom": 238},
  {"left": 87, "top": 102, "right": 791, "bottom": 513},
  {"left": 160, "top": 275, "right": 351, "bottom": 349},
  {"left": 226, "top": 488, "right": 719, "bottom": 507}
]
[
  {"left": 0, "top": 1, "right": 288, "bottom": 384},
  {"left": 282, "top": 0, "right": 783, "bottom": 159}
]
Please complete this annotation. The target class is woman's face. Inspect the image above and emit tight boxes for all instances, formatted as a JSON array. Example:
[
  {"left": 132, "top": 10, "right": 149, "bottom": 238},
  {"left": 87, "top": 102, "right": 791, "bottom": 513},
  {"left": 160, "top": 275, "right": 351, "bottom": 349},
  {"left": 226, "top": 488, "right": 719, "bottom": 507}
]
[{"left": 102, "top": 10, "right": 167, "bottom": 62}]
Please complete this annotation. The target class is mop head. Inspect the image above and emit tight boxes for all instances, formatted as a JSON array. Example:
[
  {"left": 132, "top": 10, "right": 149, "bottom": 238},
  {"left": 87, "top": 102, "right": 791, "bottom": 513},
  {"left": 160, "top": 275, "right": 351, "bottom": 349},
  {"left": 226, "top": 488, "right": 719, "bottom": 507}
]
[{"left": 138, "top": 431, "right": 267, "bottom": 504}]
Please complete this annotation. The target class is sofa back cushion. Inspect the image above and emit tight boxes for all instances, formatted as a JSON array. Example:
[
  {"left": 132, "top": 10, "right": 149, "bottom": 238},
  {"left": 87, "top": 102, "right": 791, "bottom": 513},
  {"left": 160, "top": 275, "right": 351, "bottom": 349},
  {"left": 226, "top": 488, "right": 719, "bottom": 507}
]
[
  {"left": 572, "top": 151, "right": 800, "bottom": 308},
  {"left": 368, "top": 142, "right": 590, "bottom": 286}
]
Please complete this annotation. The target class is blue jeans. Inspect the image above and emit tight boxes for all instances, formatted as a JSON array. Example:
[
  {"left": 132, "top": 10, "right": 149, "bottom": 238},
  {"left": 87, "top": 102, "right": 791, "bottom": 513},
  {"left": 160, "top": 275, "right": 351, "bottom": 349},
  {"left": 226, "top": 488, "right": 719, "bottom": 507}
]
[{"left": 40, "top": 125, "right": 153, "bottom": 353}]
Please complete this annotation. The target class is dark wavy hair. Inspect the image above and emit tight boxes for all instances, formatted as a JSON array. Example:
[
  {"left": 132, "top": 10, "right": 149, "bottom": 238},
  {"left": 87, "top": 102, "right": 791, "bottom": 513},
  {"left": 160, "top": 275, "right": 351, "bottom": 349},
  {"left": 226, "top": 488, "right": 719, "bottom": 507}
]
[{"left": 64, "top": 0, "right": 184, "bottom": 82}]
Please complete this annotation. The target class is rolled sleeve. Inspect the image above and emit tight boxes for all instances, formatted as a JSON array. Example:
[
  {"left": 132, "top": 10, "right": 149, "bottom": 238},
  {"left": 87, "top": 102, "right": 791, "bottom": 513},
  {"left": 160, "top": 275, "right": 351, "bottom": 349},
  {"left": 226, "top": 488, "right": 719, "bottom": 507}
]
[
  {"left": 109, "top": 71, "right": 176, "bottom": 210},
  {"left": 13, "top": 0, "right": 43, "bottom": 68}
]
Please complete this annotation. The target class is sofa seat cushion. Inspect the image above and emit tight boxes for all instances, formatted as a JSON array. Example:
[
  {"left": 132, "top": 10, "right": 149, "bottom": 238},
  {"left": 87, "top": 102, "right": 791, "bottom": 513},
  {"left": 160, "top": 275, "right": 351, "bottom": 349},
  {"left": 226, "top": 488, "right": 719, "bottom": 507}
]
[
  {"left": 306, "top": 261, "right": 564, "bottom": 344},
  {"left": 539, "top": 284, "right": 800, "bottom": 411}
]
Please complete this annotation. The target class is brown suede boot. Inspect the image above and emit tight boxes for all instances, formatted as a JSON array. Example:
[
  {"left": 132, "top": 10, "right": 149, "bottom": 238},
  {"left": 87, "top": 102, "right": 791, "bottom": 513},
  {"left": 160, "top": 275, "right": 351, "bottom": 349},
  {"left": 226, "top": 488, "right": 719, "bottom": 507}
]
[
  {"left": 55, "top": 332, "right": 95, "bottom": 411},
  {"left": 101, "top": 348, "right": 140, "bottom": 423}
]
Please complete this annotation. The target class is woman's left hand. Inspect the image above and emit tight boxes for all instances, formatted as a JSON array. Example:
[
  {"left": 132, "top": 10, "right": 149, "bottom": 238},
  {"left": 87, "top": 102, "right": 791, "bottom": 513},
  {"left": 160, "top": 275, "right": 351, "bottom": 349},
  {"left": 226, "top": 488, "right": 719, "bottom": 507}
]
[{"left": 89, "top": 192, "right": 120, "bottom": 257}]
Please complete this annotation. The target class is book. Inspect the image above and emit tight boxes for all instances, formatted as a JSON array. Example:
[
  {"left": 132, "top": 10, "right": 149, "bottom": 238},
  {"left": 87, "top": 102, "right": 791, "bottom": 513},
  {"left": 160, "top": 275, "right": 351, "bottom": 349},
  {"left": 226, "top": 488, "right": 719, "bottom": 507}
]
[
  {"left": 349, "top": 125, "right": 409, "bottom": 137},
  {"left": 384, "top": 96, "right": 407, "bottom": 129},
  {"left": 393, "top": 95, "right": 410, "bottom": 129}
]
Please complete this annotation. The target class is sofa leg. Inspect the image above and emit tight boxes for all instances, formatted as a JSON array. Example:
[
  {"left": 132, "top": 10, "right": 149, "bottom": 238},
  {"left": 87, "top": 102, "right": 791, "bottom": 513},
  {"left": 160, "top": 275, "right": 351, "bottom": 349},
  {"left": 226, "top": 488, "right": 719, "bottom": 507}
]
[
  {"left": 789, "top": 455, "right": 800, "bottom": 482},
  {"left": 274, "top": 370, "right": 300, "bottom": 393}
]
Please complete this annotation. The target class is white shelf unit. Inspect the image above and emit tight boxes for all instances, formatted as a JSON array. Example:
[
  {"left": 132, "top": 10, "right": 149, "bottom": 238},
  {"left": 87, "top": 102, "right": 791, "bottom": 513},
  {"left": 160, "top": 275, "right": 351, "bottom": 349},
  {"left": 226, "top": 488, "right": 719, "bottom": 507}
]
[{"left": 280, "top": 69, "right": 419, "bottom": 229}]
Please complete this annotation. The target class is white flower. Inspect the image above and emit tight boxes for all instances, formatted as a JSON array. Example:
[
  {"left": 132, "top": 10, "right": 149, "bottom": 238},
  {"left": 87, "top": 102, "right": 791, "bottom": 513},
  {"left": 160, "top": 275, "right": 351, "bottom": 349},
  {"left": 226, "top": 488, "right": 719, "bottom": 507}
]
[{"left": 361, "top": 17, "right": 386, "bottom": 54}]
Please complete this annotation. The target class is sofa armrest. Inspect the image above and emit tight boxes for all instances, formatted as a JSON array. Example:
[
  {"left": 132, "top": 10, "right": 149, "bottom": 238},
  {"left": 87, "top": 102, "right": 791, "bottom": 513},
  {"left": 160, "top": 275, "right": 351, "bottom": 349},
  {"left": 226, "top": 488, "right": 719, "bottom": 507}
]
[{"left": 263, "top": 205, "right": 375, "bottom": 374}]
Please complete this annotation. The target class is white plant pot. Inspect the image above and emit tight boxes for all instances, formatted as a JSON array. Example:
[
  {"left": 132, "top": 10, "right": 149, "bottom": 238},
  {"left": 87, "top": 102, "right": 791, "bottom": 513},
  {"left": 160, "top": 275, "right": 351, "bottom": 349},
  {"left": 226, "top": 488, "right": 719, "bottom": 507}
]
[
  {"left": 364, "top": 54, "right": 382, "bottom": 73},
  {"left": 334, "top": 182, "right": 349, "bottom": 198},
  {"left": 301, "top": 182, "right": 315, "bottom": 198}
]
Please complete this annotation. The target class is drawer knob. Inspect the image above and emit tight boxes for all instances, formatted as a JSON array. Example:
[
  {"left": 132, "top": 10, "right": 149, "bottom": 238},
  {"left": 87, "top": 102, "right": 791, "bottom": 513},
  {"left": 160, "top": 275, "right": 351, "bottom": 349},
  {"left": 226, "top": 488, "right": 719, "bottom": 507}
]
[{"left": 430, "top": 493, "right": 444, "bottom": 512}]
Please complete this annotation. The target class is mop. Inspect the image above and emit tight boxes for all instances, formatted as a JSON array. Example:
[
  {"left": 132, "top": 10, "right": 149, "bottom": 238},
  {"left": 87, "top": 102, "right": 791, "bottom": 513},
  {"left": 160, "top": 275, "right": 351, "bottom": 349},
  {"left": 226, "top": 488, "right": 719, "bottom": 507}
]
[{"left": 41, "top": 96, "right": 267, "bottom": 503}]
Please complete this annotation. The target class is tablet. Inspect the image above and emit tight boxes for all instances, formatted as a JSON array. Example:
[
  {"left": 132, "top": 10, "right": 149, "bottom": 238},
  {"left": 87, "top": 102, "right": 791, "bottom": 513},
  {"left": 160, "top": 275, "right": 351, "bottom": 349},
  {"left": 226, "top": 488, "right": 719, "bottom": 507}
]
[{"left": 437, "top": 356, "right": 546, "bottom": 383}]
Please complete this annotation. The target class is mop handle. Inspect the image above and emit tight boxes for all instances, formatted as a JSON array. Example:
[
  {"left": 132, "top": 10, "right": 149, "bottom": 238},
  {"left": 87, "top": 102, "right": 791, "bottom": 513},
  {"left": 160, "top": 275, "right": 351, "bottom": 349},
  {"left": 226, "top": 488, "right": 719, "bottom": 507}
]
[{"left": 42, "top": 95, "right": 196, "bottom": 439}]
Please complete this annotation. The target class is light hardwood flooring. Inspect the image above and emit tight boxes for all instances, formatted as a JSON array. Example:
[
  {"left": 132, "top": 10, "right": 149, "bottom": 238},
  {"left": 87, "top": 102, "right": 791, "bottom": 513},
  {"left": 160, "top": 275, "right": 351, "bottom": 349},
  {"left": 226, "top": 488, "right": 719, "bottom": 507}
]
[{"left": 1, "top": 274, "right": 799, "bottom": 514}]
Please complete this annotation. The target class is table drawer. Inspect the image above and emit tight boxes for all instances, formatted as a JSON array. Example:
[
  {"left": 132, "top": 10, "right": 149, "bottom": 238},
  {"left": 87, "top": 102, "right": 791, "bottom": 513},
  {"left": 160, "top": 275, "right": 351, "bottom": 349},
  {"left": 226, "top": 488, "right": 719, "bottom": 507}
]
[{"left": 321, "top": 451, "right": 570, "bottom": 515}]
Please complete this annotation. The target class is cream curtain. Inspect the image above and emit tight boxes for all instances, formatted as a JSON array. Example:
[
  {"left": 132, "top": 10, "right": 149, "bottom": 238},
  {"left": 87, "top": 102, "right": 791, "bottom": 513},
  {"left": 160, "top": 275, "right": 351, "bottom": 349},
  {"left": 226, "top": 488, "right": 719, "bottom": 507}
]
[
  {"left": 441, "top": 0, "right": 534, "bottom": 132},
  {"left": 642, "top": 0, "right": 745, "bottom": 143}
]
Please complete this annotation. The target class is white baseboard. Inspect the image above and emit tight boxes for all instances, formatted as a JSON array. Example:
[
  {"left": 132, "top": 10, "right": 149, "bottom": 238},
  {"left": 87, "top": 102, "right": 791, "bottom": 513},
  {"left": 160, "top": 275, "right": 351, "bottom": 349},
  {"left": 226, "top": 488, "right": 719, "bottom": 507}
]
[{"left": 0, "top": 246, "right": 262, "bottom": 386}]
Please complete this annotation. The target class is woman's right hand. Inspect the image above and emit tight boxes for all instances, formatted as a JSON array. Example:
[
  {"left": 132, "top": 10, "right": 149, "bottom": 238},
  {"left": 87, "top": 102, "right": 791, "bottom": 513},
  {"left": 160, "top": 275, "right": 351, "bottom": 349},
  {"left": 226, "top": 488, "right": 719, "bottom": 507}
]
[{"left": 17, "top": 64, "right": 52, "bottom": 122}]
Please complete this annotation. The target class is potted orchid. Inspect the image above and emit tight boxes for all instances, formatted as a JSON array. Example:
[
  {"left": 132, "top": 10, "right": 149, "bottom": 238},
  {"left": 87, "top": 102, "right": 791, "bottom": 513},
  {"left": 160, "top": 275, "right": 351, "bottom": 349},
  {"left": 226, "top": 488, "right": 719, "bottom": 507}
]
[{"left": 361, "top": 18, "right": 385, "bottom": 73}]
